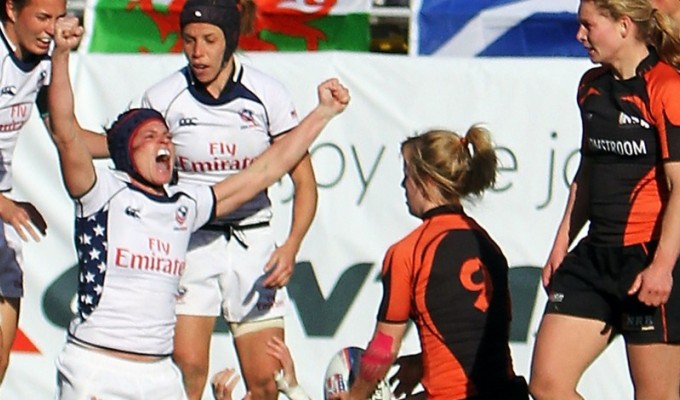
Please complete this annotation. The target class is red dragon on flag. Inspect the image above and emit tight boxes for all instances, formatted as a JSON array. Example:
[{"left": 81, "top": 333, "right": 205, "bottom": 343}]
[
  {"left": 125, "top": 0, "right": 185, "bottom": 52},
  {"left": 241, "top": 0, "right": 337, "bottom": 51},
  {"left": 124, "top": 0, "right": 339, "bottom": 52}
]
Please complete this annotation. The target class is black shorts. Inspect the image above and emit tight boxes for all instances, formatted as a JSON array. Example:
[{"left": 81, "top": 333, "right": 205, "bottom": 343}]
[
  {"left": 545, "top": 239, "right": 680, "bottom": 344},
  {"left": 471, "top": 376, "right": 529, "bottom": 400}
]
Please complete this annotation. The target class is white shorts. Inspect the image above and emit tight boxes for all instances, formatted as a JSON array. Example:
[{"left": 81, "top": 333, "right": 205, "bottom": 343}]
[
  {"left": 176, "top": 224, "right": 289, "bottom": 323},
  {"left": 55, "top": 341, "right": 187, "bottom": 400},
  {"left": 0, "top": 219, "right": 23, "bottom": 298}
]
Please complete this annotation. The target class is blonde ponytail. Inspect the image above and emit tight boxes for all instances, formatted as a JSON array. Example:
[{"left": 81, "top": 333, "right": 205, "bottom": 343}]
[{"left": 401, "top": 124, "right": 498, "bottom": 203}]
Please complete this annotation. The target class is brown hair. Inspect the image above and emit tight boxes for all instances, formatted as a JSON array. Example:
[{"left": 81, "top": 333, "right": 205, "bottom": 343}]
[
  {"left": 238, "top": 0, "right": 256, "bottom": 35},
  {"left": 401, "top": 125, "right": 497, "bottom": 202},
  {"left": 1, "top": 0, "right": 28, "bottom": 22}
]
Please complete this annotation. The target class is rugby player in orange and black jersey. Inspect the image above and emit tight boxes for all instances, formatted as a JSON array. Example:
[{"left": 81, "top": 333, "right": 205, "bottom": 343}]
[
  {"left": 578, "top": 48, "right": 680, "bottom": 246},
  {"left": 378, "top": 206, "right": 523, "bottom": 400},
  {"left": 546, "top": 48, "right": 680, "bottom": 343}
]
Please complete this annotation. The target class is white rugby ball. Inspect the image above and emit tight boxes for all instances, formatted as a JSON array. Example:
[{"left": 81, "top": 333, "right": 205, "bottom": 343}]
[{"left": 323, "top": 346, "right": 392, "bottom": 400}]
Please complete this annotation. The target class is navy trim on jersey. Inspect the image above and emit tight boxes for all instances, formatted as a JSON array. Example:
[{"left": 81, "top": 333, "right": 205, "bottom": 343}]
[
  {"left": 208, "top": 187, "right": 217, "bottom": 223},
  {"left": 270, "top": 128, "right": 292, "bottom": 141},
  {"left": 123, "top": 180, "right": 216, "bottom": 224},
  {"left": 36, "top": 86, "right": 49, "bottom": 117},
  {"left": 66, "top": 334, "right": 172, "bottom": 358},
  {"left": 73, "top": 176, "right": 106, "bottom": 204},
  {"left": 0, "top": 28, "right": 50, "bottom": 72},
  {"left": 182, "top": 66, "right": 262, "bottom": 106},
  {"left": 124, "top": 180, "right": 202, "bottom": 206}
]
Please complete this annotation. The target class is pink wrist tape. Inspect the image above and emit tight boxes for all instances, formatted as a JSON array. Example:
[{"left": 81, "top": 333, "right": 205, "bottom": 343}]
[{"left": 359, "top": 332, "right": 394, "bottom": 381}]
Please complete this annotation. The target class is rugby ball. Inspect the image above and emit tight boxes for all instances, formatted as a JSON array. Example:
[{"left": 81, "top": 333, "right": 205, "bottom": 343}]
[{"left": 323, "top": 346, "right": 392, "bottom": 400}]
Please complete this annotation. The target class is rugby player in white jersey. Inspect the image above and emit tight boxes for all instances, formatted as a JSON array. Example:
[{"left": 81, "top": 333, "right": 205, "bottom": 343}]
[
  {"left": 0, "top": 0, "right": 53, "bottom": 383},
  {"left": 0, "top": 0, "right": 104, "bottom": 382},
  {"left": 143, "top": 1, "right": 319, "bottom": 398},
  {"left": 64, "top": 0, "right": 326, "bottom": 397},
  {"left": 48, "top": 16, "right": 349, "bottom": 400}
]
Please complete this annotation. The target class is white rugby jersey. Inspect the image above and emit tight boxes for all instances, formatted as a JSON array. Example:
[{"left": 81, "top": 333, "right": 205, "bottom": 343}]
[
  {"left": 141, "top": 57, "right": 299, "bottom": 224},
  {"left": 0, "top": 24, "right": 51, "bottom": 191},
  {"left": 68, "top": 169, "right": 215, "bottom": 356}
]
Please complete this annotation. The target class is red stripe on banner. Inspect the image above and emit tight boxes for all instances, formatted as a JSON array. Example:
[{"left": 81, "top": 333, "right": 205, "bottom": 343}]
[{"left": 10, "top": 328, "right": 40, "bottom": 353}]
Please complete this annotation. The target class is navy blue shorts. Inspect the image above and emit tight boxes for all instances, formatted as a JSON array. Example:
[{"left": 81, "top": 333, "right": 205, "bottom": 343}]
[{"left": 545, "top": 239, "right": 680, "bottom": 344}]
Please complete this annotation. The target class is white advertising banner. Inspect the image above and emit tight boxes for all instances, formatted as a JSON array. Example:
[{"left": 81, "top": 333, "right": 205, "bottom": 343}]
[{"left": 2, "top": 53, "right": 633, "bottom": 399}]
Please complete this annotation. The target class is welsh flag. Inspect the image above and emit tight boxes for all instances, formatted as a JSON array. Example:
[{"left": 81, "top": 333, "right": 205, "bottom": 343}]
[{"left": 83, "top": 0, "right": 371, "bottom": 53}]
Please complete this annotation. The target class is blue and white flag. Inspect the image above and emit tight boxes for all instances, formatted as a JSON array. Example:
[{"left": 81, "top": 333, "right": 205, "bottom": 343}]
[{"left": 416, "top": 0, "right": 584, "bottom": 57}]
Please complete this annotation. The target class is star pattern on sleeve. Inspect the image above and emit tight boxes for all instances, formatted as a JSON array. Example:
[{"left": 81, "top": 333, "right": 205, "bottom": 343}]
[{"left": 74, "top": 210, "right": 109, "bottom": 320}]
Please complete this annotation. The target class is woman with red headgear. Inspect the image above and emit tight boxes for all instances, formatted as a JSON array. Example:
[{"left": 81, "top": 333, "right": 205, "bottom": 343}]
[
  {"left": 47, "top": 15, "right": 349, "bottom": 400},
  {"left": 55, "top": 0, "right": 336, "bottom": 398}
]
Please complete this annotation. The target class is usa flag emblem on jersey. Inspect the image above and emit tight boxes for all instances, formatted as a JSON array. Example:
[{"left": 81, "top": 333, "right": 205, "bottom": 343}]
[
  {"left": 417, "top": 0, "right": 583, "bottom": 57},
  {"left": 75, "top": 210, "right": 109, "bottom": 319}
]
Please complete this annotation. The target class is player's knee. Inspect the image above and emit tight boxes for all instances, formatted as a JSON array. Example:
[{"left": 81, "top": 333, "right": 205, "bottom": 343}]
[
  {"left": 528, "top": 375, "right": 567, "bottom": 400},
  {"left": 527, "top": 379, "right": 545, "bottom": 400},
  {"left": 0, "top": 353, "right": 10, "bottom": 383},
  {"left": 633, "top": 384, "right": 679, "bottom": 400},
  {"left": 177, "top": 358, "right": 209, "bottom": 400},
  {"left": 529, "top": 384, "right": 580, "bottom": 400},
  {"left": 245, "top": 373, "right": 278, "bottom": 400},
  {"left": 173, "top": 351, "right": 208, "bottom": 380}
]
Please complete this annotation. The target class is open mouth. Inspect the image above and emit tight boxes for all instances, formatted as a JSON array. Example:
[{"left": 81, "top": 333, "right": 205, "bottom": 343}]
[
  {"left": 38, "top": 36, "right": 51, "bottom": 45},
  {"left": 191, "top": 64, "right": 208, "bottom": 73},
  {"left": 156, "top": 148, "right": 171, "bottom": 171},
  {"left": 156, "top": 148, "right": 170, "bottom": 161}
]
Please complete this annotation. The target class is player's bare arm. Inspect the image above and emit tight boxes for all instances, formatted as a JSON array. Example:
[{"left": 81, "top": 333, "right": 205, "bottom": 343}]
[
  {"left": 212, "top": 78, "right": 349, "bottom": 218},
  {"left": 47, "top": 16, "right": 95, "bottom": 198},
  {"left": 263, "top": 151, "right": 317, "bottom": 288}
]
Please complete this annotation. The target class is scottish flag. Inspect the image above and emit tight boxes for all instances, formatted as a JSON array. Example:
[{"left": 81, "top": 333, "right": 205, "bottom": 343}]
[{"left": 417, "top": 0, "right": 584, "bottom": 57}]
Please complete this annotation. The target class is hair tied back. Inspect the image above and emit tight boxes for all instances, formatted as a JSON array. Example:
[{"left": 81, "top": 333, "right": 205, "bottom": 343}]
[{"left": 460, "top": 135, "right": 474, "bottom": 157}]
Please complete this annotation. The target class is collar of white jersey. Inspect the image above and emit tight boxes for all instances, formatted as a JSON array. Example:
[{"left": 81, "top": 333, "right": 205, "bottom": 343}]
[
  {"left": 186, "top": 55, "right": 243, "bottom": 88},
  {"left": 109, "top": 169, "right": 174, "bottom": 200},
  {"left": 0, "top": 22, "right": 17, "bottom": 53},
  {"left": 185, "top": 55, "right": 245, "bottom": 105},
  {"left": 231, "top": 56, "right": 243, "bottom": 83}
]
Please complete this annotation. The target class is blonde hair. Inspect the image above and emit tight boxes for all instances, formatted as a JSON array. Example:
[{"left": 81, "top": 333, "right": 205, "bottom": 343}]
[
  {"left": 585, "top": 0, "right": 680, "bottom": 68},
  {"left": 401, "top": 125, "right": 497, "bottom": 202}
]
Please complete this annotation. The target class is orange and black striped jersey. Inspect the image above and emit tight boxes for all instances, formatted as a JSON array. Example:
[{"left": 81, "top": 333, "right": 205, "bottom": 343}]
[
  {"left": 377, "top": 206, "right": 515, "bottom": 400},
  {"left": 578, "top": 49, "right": 680, "bottom": 246}
]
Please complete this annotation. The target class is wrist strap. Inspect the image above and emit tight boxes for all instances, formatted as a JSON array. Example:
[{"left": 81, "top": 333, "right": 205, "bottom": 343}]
[
  {"left": 281, "top": 385, "right": 310, "bottom": 400},
  {"left": 275, "top": 370, "right": 311, "bottom": 400}
]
